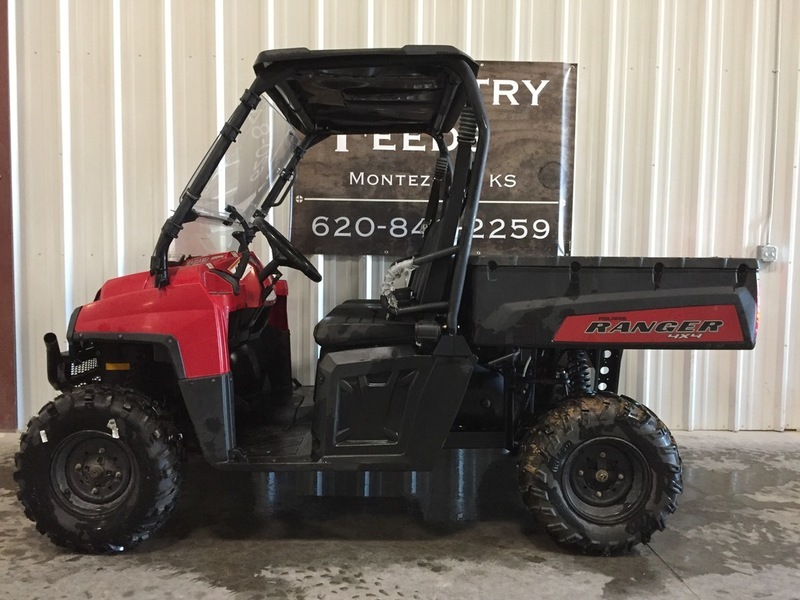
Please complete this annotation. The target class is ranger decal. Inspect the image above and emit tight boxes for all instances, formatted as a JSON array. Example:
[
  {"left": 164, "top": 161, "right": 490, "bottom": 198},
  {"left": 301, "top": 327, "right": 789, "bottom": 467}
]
[{"left": 553, "top": 305, "right": 744, "bottom": 344}]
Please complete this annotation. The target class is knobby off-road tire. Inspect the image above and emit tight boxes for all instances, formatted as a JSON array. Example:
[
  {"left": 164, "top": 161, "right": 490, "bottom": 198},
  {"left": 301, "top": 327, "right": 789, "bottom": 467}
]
[
  {"left": 518, "top": 393, "right": 682, "bottom": 554},
  {"left": 15, "top": 385, "right": 183, "bottom": 553}
]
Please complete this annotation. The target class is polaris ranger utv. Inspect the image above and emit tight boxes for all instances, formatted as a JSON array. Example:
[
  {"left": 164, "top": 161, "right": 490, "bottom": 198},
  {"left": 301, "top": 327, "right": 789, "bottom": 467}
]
[{"left": 15, "top": 46, "right": 758, "bottom": 555}]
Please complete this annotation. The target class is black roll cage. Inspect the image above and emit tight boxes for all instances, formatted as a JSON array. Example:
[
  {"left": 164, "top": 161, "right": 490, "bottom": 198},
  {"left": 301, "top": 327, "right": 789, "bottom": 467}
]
[{"left": 150, "top": 45, "right": 489, "bottom": 335}]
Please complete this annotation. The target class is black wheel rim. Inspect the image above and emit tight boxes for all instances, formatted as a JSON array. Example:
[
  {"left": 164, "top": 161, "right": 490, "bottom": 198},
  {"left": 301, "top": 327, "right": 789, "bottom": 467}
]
[
  {"left": 561, "top": 437, "right": 651, "bottom": 525},
  {"left": 51, "top": 431, "right": 136, "bottom": 515}
]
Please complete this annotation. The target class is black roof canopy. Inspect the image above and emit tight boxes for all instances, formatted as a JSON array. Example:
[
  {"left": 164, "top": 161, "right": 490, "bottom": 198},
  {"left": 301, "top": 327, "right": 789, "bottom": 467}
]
[{"left": 252, "top": 45, "right": 479, "bottom": 136}]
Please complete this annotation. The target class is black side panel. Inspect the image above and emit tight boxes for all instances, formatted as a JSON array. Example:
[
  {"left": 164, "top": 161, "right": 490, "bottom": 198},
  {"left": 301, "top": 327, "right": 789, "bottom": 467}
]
[
  {"left": 314, "top": 346, "right": 429, "bottom": 455},
  {"left": 179, "top": 374, "right": 235, "bottom": 464},
  {"left": 450, "top": 364, "right": 505, "bottom": 432},
  {"left": 263, "top": 326, "right": 293, "bottom": 395},
  {"left": 313, "top": 339, "right": 476, "bottom": 470}
]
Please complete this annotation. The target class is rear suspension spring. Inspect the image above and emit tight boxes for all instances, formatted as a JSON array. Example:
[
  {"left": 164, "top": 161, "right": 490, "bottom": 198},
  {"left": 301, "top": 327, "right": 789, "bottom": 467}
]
[{"left": 567, "top": 349, "right": 595, "bottom": 396}]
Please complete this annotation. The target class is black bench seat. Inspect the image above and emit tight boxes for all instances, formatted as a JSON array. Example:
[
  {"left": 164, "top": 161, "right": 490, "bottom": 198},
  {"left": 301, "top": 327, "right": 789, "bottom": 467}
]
[{"left": 313, "top": 300, "right": 418, "bottom": 350}]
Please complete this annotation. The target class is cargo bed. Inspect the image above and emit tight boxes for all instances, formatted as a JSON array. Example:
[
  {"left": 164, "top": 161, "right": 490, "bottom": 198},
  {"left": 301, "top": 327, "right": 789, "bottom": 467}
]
[{"left": 464, "top": 256, "right": 758, "bottom": 350}]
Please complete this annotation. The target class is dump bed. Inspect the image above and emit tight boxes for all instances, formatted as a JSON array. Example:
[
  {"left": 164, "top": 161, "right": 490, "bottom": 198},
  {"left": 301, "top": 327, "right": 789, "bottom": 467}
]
[{"left": 464, "top": 256, "right": 758, "bottom": 350}]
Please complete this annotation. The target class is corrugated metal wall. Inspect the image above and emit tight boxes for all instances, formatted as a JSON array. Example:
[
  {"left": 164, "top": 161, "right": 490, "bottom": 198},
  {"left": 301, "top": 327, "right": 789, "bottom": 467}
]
[{"left": 9, "top": 0, "right": 799, "bottom": 430}]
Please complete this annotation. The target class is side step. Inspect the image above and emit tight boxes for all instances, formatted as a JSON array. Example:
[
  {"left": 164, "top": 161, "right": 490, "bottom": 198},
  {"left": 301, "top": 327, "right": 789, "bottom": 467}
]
[
  {"left": 234, "top": 421, "right": 314, "bottom": 464},
  {"left": 229, "top": 390, "right": 317, "bottom": 467}
]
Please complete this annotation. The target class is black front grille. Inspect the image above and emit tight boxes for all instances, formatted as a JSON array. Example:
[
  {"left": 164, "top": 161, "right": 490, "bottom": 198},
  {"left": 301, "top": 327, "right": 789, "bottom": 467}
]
[{"left": 69, "top": 358, "right": 98, "bottom": 377}]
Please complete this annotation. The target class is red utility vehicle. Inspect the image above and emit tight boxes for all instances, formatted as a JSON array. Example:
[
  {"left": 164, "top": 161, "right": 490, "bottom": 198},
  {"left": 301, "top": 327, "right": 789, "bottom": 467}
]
[{"left": 16, "top": 46, "right": 758, "bottom": 554}]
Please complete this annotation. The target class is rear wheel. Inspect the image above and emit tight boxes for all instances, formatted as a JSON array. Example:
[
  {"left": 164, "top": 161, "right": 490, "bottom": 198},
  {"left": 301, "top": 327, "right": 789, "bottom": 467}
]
[
  {"left": 518, "top": 393, "right": 682, "bottom": 554},
  {"left": 15, "top": 385, "right": 183, "bottom": 553}
]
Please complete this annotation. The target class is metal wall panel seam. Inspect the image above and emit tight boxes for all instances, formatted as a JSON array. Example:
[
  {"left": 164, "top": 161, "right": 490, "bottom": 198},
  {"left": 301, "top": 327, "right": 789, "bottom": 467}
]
[
  {"left": 771, "top": 0, "right": 793, "bottom": 431},
  {"left": 266, "top": 0, "right": 275, "bottom": 49},
  {"left": 700, "top": 0, "right": 727, "bottom": 427},
  {"left": 601, "top": 0, "right": 620, "bottom": 256},
  {"left": 688, "top": 0, "right": 720, "bottom": 430},
  {"left": 366, "top": 0, "right": 374, "bottom": 47},
  {"left": 163, "top": 0, "right": 175, "bottom": 215},
  {"left": 112, "top": 0, "right": 126, "bottom": 275},
  {"left": 620, "top": 0, "right": 635, "bottom": 252},
  {"left": 748, "top": 0, "right": 785, "bottom": 431},
  {"left": 414, "top": 0, "right": 423, "bottom": 43},
  {"left": 464, "top": 0, "right": 473, "bottom": 56},
  {"left": 8, "top": 0, "right": 22, "bottom": 427},
  {"left": 778, "top": 3, "right": 800, "bottom": 431},
  {"left": 642, "top": 1, "right": 672, "bottom": 423},
  {"left": 764, "top": 0, "right": 782, "bottom": 246},
  {"left": 566, "top": 1, "right": 584, "bottom": 249},
  {"left": 682, "top": 3, "right": 713, "bottom": 431},
  {"left": 658, "top": 0, "right": 672, "bottom": 257},
  {"left": 620, "top": 0, "right": 648, "bottom": 256},
  {"left": 660, "top": 2, "right": 692, "bottom": 428},
  {"left": 560, "top": 0, "right": 576, "bottom": 63},
  {"left": 737, "top": 0, "right": 763, "bottom": 432},
  {"left": 316, "top": 0, "right": 325, "bottom": 48},
  {"left": 577, "top": 1, "right": 606, "bottom": 256},
  {"left": 788, "top": 120, "right": 800, "bottom": 429},
  {"left": 58, "top": 0, "right": 74, "bottom": 325},
  {"left": 215, "top": 0, "right": 226, "bottom": 212},
  {"left": 511, "top": 0, "right": 521, "bottom": 60},
  {"left": 711, "top": 0, "right": 747, "bottom": 254},
  {"left": 696, "top": 0, "right": 716, "bottom": 258}
]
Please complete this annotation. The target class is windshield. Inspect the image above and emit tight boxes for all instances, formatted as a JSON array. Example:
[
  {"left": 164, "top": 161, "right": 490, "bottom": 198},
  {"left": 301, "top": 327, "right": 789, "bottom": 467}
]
[
  {"left": 172, "top": 98, "right": 300, "bottom": 258},
  {"left": 194, "top": 97, "right": 300, "bottom": 221}
]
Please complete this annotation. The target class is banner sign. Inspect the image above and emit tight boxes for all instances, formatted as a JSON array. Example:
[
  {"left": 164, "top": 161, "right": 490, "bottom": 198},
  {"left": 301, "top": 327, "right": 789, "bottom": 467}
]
[{"left": 292, "top": 62, "right": 576, "bottom": 257}]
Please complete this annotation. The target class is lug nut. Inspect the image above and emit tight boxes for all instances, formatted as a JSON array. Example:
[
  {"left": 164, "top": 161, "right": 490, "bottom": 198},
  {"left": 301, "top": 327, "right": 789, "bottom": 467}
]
[
  {"left": 618, "top": 473, "right": 625, "bottom": 480},
  {"left": 98, "top": 448, "right": 105, "bottom": 454},
  {"left": 600, "top": 452, "right": 606, "bottom": 458},
  {"left": 114, "top": 472, "right": 122, "bottom": 480},
  {"left": 91, "top": 487, "right": 99, "bottom": 495},
  {"left": 74, "top": 463, "right": 82, "bottom": 471},
  {"left": 595, "top": 491, "right": 602, "bottom": 498},
  {"left": 578, "top": 469, "right": 584, "bottom": 476}
]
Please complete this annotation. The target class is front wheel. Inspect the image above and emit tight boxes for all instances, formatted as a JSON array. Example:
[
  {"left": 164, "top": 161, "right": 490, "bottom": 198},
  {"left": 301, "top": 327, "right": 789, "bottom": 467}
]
[
  {"left": 15, "top": 385, "right": 183, "bottom": 553},
  {"left": 518, "top": 393, "right": 682, "bottom": 554}
]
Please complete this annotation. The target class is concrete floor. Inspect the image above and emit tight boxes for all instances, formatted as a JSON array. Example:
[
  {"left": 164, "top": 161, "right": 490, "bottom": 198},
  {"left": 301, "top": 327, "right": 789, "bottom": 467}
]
[{"left": 1, "top": 431, "right": 798, "bottom": 600}]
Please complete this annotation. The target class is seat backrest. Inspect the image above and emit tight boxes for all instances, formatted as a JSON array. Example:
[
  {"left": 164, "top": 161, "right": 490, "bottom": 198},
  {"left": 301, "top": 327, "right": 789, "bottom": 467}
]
[{"left": 406, "top": 115, "right": 477, "bottom": 308}]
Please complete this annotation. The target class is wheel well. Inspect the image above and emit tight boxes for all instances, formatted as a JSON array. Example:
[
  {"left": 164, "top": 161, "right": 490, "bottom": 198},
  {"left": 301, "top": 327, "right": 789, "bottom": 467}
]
[
  {"left": 469, "top": 347, "right": 625, "bottom": 447},
  {"left": 69, "top": 339, "right": 198, "bottom": 448}
]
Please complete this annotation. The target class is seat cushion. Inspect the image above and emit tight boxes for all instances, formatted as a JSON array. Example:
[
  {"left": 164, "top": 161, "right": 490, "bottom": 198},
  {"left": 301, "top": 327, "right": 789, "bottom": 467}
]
[{"left": 313, "top": 299, "right": 417, "bottom": 349}]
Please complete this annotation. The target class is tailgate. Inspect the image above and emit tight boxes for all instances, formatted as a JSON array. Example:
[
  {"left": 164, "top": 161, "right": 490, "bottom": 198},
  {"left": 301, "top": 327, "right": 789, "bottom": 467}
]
[{"left": 464, "top": 257, "right": 758, "bottom": 350}]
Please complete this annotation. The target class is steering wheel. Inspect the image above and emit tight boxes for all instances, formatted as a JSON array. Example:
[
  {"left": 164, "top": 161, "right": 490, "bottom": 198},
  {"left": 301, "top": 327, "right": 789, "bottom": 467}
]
[{"left": 253, "top": 216, "right": 322, "bottom": 283}]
